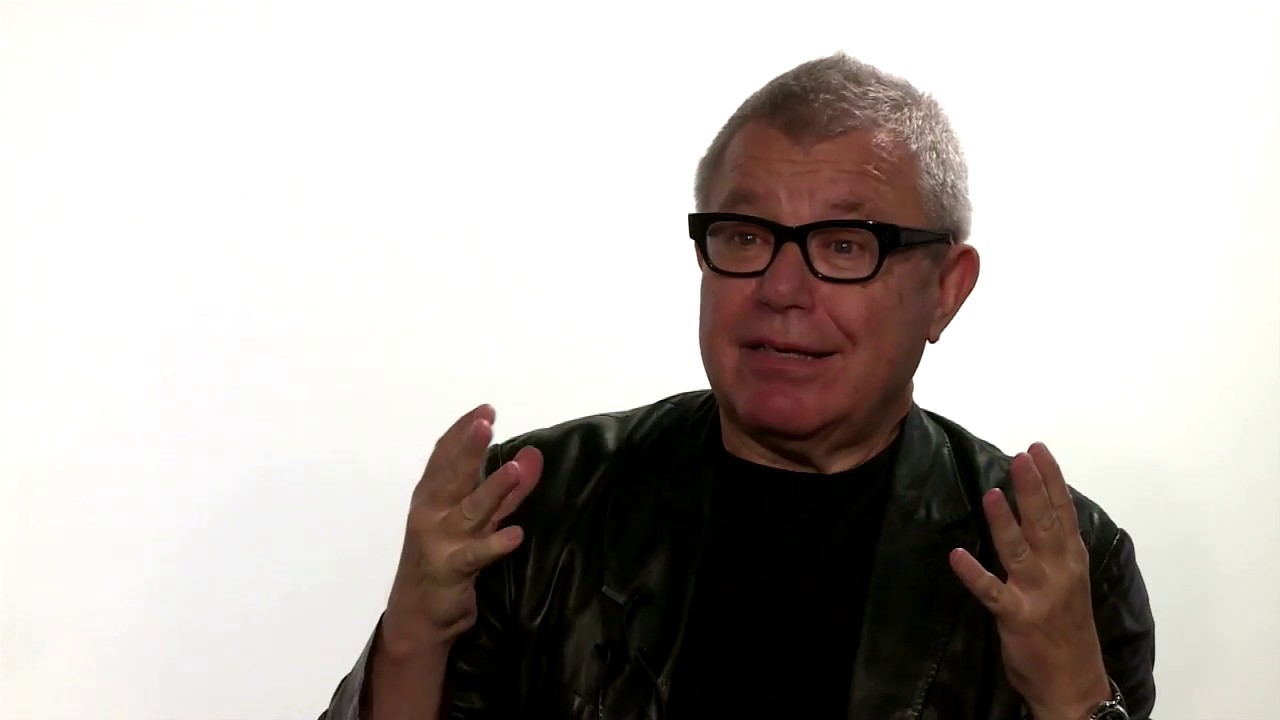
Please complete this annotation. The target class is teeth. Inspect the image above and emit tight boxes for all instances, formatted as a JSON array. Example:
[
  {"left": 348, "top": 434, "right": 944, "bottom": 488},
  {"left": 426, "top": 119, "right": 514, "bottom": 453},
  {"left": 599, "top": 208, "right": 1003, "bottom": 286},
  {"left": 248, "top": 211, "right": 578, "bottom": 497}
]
[{"left": 763, "top": 346, "right": 814, "bottom": 359}]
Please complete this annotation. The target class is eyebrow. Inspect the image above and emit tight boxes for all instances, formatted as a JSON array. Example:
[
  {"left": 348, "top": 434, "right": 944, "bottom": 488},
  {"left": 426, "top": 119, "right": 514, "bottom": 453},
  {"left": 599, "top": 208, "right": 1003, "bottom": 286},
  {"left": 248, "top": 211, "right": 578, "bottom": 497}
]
[{"left": 827, "top": 198, "right": 869, "bottom": 216}]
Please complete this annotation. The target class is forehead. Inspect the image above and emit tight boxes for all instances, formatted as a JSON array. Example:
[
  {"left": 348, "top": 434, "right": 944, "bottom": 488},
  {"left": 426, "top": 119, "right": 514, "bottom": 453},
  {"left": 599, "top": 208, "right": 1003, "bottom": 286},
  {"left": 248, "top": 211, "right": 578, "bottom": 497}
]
[{"left": 709, "top": 123, "right": 928, "bottom": 224}]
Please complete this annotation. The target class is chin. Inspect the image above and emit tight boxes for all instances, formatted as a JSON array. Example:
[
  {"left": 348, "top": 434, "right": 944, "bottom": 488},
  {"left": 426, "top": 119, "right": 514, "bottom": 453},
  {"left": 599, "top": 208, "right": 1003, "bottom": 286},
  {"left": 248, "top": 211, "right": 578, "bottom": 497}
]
[{"left": 722, "top": 385, "right": 834, "bottom": 440}]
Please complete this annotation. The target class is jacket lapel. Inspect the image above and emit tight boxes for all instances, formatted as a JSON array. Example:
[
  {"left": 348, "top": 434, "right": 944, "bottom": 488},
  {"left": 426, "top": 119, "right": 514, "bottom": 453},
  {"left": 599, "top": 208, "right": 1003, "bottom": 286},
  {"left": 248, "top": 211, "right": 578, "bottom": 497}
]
[
  {"left": 848, "top": 406, "right": 984, "bottom": 720},
  {"left": 595, "top": 394, "right": 718, "bottom": 718}
]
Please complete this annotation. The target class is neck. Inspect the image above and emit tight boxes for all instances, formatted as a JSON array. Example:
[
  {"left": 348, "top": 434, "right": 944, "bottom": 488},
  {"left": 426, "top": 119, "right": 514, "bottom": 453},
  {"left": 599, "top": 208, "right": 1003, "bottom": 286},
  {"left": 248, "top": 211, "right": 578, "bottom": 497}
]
[{"left": 719, "top": 393, "right": 913, "bottom": 474}]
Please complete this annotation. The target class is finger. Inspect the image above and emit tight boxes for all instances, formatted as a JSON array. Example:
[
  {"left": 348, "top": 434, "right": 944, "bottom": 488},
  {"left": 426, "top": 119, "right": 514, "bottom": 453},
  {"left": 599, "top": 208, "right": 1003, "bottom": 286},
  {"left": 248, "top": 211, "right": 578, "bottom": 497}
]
[
  {"left": 443, "top": 526, "right": 525, "bottom": 579},
  {"left": 422, "top": 404, "right": 495, "bottom": 484},
  {"left": 451, "top": 457, "right": 524, "bottom": 531},
  {"left": 1011, "top": 450, "right": 1063, "bottom": 551},
  {"left": 983, "top": 488, "right": 1041, "bottom": 581},
  {"left": 949, "top": 548, "right": 1011, "bottom": 615},
  {"left": 489, "top": 446, "right": 544, "bottom": 527},
  {"left": 1029, "top": 442, "right": 1079, "bottom": 534},
  {"left": 432, "top": 409, "right": 498, "bottom": 505}
]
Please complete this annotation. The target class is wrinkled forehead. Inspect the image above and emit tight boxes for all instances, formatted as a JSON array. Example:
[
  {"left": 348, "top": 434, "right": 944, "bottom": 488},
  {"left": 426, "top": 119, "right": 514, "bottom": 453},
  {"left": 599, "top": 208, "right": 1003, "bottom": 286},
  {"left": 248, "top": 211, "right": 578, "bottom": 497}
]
[{"left": 707, "top": 124, "right": 926, "bottom": 224}]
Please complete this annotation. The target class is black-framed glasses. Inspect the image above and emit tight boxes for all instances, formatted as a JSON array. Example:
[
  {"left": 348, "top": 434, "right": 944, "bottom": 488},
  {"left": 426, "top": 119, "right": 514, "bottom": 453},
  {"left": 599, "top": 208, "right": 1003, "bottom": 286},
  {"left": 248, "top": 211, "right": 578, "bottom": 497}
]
[{"left": 688, "top": 212, "right": 953, "bottom": 283}]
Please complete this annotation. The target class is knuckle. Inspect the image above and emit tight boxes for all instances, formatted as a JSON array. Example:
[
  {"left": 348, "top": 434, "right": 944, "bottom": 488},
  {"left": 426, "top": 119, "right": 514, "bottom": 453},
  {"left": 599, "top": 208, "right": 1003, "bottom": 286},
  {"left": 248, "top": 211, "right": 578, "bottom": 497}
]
[
  {"left": 462, "top": 542, "right": 485, "bottom": 572},
  {"left": 1010, "top": 543, "right": 1032, "bottom": 564},
  {"left": 1035, "top": 511, "right": 1058, "bottom": 533},
  {"left": 456, "top": 545, "right": 473, "bottom": 570}
]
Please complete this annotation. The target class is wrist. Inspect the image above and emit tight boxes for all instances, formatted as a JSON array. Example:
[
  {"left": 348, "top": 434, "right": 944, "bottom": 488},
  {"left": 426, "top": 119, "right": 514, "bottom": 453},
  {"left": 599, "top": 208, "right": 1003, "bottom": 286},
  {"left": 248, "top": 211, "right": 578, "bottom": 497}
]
[
  {"left": 1029, "top": 673, "right": 1114, "bottom": 720},
  {"left": 377, "top": 613, "right": 457, "bottom": 662},
  {"left": 369, "top": 617, "right": 453, "bottom": 720}
]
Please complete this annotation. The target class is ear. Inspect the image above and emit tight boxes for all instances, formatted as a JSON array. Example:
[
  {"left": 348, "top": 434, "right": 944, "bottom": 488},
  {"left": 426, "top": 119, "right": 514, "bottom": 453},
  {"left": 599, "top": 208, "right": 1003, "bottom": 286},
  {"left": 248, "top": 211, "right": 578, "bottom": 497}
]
[{"left": 928, "top": 244, "right": 980, "bottom": 344}]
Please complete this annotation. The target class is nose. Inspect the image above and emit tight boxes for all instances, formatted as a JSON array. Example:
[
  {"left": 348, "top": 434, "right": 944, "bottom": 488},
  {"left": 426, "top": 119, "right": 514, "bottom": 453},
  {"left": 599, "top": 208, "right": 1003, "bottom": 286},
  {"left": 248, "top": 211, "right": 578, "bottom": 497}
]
[{"left": 753, "top": 243, "right": 814, "bottom": 311}]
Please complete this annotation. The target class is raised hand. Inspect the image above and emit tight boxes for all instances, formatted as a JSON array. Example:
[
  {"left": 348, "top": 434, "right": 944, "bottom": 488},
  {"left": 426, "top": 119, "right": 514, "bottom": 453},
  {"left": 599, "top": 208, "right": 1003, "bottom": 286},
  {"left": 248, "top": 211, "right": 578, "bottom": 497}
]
[
  {"left": 949, "top": 443, "right": 1113, "bottom": 720},
  {"left": 381, "top": 404, "right": 543, "bottom": 657}
]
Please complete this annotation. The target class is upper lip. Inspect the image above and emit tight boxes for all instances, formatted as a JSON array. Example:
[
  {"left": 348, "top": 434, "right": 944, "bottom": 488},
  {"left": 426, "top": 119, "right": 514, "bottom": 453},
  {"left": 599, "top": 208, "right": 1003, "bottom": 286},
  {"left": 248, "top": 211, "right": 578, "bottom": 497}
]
[{"left": 742, "top": 338, "right": 835, "bottom": 356}]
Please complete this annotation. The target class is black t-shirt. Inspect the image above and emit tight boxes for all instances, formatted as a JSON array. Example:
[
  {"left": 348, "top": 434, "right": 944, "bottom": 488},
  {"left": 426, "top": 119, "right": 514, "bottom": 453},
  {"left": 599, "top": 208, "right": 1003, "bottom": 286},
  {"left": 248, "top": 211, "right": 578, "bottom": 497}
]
[{"left": 665, "top": 435, "right": 899, "bottom": 718}]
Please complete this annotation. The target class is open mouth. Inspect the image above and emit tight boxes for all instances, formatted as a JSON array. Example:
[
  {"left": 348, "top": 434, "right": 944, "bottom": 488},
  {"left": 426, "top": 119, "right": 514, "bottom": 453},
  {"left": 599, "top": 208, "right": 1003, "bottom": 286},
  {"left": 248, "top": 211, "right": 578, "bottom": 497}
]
[{"left": 746, "top": 343, "right": 835, "bottom": 360}]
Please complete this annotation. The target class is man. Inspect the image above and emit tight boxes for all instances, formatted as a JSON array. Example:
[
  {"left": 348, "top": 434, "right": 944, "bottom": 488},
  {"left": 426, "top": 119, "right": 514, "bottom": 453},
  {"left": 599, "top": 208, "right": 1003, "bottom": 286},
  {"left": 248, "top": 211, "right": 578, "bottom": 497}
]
[{"left": 319, "top": 53, "right": 1156, "bottom": 719}]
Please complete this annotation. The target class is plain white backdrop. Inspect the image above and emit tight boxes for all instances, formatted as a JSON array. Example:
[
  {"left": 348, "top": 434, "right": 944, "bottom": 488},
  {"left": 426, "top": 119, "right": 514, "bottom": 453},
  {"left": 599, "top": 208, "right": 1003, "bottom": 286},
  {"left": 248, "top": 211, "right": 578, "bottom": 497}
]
[{"left": 2, "top": 1, "right": 1278, "bottom": 718}]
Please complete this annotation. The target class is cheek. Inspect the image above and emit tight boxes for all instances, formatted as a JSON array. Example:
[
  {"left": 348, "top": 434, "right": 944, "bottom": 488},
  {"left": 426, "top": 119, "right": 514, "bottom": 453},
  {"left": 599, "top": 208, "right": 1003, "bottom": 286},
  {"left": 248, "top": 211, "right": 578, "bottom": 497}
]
[
  {"left": 699, "top": 277, "right": 745, "bottom": 341},
  {"left": 823, "top": 285, "right": 916, "bottom": 351}
]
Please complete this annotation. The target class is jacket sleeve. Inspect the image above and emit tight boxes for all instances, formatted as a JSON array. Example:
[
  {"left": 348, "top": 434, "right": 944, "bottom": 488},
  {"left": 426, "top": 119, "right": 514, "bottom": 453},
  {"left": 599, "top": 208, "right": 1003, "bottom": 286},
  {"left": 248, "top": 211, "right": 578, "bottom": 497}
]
[
  {"left": 316, "top": 622, "right": 380, "bottom": 720},
  {"left": 1091, "top": 527, "right": 1157, "bottom": 718},
  {"left": 315, "top": 591, "right": 517, "bottom": 720}
]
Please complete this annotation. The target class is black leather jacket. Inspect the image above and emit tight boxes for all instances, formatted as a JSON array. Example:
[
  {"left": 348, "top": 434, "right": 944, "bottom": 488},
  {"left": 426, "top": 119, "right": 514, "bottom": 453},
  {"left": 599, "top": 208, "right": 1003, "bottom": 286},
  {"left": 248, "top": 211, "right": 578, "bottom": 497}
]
[{"left": 321, "top": 391, "right": 1156, "bottom": 719}]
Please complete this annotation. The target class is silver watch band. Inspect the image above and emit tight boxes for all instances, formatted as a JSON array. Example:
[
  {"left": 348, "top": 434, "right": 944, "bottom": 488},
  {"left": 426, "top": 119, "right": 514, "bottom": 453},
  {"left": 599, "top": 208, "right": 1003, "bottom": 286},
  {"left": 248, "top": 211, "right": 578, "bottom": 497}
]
[{"left": 1084, "top": 678, "right": 1128, "bottom": 720}]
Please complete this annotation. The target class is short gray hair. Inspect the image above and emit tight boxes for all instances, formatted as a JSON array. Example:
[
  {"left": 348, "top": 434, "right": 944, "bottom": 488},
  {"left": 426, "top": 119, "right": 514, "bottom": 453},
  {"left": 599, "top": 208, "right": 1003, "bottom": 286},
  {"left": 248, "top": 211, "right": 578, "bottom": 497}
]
[{"left": 694, "top": 52, "right": 972, "bottom": 244}]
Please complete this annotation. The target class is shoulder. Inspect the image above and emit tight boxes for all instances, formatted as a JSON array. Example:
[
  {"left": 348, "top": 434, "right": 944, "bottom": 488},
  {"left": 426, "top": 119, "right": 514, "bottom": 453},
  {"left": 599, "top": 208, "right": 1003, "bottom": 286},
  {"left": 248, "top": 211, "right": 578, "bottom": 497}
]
[
  {"left": 483, "top": 390, "right": 716, "bottom": 512},
  {"left": 488, "top": 390, "right": 714, "bottom": 469},
  {"left": 920, "top": 407, "right": 1123, "bottom": 573}
]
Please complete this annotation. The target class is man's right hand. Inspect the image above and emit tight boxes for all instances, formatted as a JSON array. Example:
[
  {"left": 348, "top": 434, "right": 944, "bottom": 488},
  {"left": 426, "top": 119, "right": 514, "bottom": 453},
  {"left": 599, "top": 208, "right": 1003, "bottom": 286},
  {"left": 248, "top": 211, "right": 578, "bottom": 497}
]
[{"left": 380, "top": 404, "right": 544, "bottom": 658}]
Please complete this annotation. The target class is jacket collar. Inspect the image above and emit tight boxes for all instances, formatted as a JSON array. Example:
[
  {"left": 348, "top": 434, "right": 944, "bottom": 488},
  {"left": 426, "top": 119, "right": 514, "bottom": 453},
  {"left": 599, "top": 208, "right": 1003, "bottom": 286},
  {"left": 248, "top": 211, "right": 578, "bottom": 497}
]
[{"left": 684, "top": 391, "right": 975, "bottom": 523}]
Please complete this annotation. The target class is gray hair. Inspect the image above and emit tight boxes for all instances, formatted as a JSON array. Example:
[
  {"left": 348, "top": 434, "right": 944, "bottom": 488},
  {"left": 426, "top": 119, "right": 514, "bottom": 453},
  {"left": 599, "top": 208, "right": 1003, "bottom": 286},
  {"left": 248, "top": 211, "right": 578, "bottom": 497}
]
[{"left": 694, "top": 52, "right": 972, "bottom": 244}]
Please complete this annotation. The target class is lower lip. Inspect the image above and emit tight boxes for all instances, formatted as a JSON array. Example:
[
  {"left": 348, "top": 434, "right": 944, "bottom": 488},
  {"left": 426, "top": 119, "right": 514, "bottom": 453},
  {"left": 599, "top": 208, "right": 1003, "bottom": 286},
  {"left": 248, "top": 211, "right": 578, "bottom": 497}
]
[{"left": 742, "top": 347, "right": 834, "bottom": 375}]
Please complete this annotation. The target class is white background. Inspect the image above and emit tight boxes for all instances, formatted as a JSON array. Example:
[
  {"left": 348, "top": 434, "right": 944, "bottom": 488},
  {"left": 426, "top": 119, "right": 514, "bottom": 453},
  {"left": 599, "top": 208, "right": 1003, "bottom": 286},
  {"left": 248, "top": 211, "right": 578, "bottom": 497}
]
[{"left": 2, "top": 1, "right": 1278, "bottom": 718}]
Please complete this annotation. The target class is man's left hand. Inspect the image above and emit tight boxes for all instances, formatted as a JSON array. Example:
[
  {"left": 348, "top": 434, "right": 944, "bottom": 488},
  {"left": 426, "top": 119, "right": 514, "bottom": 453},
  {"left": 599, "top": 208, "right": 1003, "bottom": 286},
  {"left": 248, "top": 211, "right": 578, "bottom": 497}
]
[{"left": 948, "top": 442, "right": 1113, "bottom": 720}]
